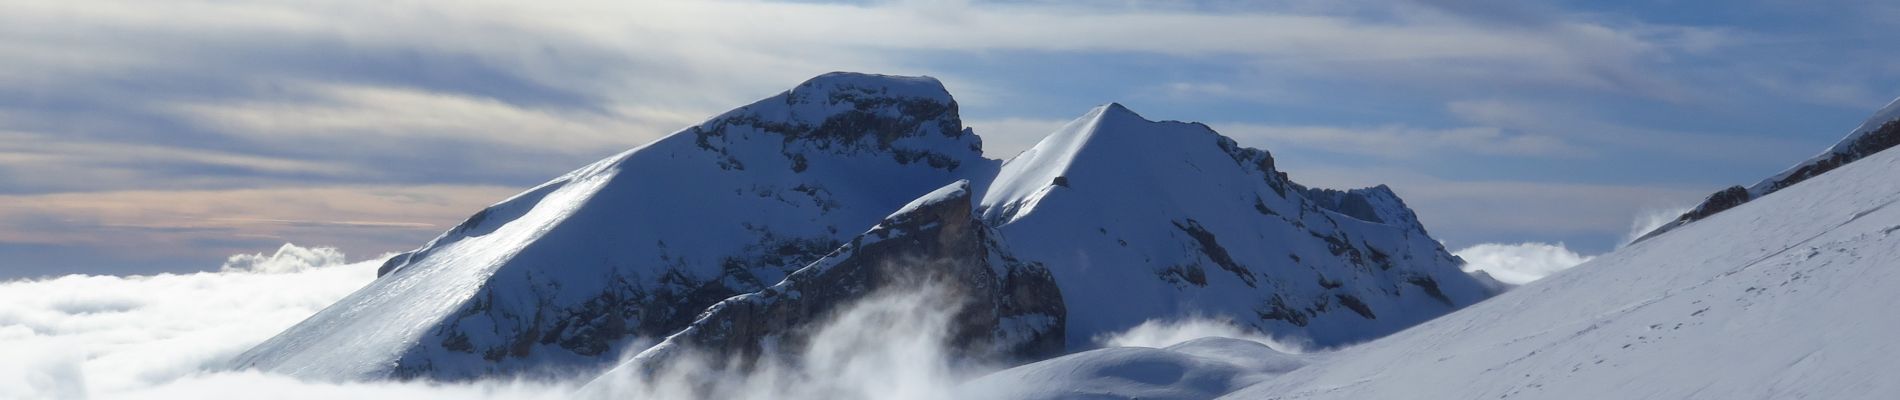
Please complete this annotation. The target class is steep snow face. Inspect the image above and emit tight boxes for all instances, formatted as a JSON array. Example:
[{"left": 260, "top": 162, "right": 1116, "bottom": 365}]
[
  {"left": 959, "top": 337, "right": 1308, "bottom": 400},
  {"left": 979, "top": 104, "right": 1489, "bottom": 349},
  {"left": 1640, "top": 96, "right": 1900, "bottom": 241},
  {"left": 231, "top": 72, "right": 994, "bottom": 380},
  {"left": 1224, "top": 138, "right": 1900, "bottom": 399}
]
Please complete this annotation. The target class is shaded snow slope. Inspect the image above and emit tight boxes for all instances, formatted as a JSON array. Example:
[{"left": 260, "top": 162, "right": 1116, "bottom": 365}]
[
  {"left": 231, "top": 72, "right": 992, "bottom": 380},
  {"left": 1224, "top": 136, "right": 1900, "bottom": 399},
  {"left": 979, "top": 104, "right": 1489, "bottom": 349},
  {"left": 1640, "top": 95, "right": 1900, "bottom": 242},
  {"left": 960, "top": 337, "right": 1308, "bottom": 400}
]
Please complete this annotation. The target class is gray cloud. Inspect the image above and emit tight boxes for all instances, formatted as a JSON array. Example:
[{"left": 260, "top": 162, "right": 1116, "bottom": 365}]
[{"left": 6, "top": 0, "right": 1892, "bottom": 274}]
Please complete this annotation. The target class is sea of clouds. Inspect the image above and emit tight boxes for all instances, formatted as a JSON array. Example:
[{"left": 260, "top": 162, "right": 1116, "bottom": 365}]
[{"left": 0, "top": 244, "right": 1297, "bottom": 400}]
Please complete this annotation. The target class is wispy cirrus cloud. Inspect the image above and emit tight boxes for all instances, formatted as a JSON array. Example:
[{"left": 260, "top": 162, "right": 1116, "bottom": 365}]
[
  {"left": 0, "top": 185, "right": 518, "bottom": 278},
  {"left": 4, "top": 0, "right": 1895, "bottom": 274}
]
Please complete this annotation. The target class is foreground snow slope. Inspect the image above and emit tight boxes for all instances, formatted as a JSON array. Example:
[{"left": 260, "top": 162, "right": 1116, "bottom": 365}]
[
  {"left": 981, "top": 104, "right": 1489, "bottom": 348},
  {"left": 1223, "top": 141, "right": 1900, "bottom": 398}
]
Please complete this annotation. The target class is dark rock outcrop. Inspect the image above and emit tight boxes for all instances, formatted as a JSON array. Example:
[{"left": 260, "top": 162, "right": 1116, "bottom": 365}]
[
  {"left": 627, "top": 180, "right": 1065, "bottom": 372},
  {"left": 1637, "top": 109, "right": 1900, "bottom": 243}
]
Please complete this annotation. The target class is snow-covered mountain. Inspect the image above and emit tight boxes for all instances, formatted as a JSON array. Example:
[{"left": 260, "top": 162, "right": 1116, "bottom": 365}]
[
  {"left": 231, "top": 72, "right": 1488, "bottom": 382},
  {"left": 1186, "top": 103, "right": 1900, "bottom": 399},
  {"left": 1637, "top": 96, "right": 1900, "bottom": 242},
  {"left": 980, "top": 104, "right": 1490, "bottom": 348},
  {"left": 230, "top": 72, "right": 995, "bottom": 380}
]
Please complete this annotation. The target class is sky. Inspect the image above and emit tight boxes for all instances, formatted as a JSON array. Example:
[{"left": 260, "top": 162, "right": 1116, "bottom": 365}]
[{"left": 4, "top": 0, "right": 1899, "bottom": 279}]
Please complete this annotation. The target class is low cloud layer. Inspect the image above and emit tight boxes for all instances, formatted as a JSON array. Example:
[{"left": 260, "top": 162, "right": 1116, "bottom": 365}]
[
  {"left": 1454, "top": 242, "right": 1595, "bottom": 285},
  {"left": 0, "top": 244, "right": 382, "bottom": 399},
  {"left": 0, "top": 245, "right": 1345, "bottom": 400}
]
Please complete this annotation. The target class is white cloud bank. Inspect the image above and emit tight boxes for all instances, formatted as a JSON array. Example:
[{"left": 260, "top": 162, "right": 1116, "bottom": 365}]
[
  {"left": 1454, "top": 242, "right": 1594, "bottom": 285},
  {"left": 0, "top": 244, "right": 382, "bottom": 399},
  {"left": 9, "top": 247, "right": 1278, "bottom": 400}
]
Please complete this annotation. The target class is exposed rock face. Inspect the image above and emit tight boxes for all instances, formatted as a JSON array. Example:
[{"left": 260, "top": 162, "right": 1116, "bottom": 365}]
[
  {"left": 1637, "top": 97, "right": 1900, "bottom": 243},
  {"left": 623, "top": 180, "right": 1064, "bottom": 373}
]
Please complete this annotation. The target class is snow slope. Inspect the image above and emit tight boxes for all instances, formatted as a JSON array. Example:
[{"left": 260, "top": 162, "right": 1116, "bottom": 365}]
[
  {"left": 1639, "top": 96, "right": 1900, "bottom": 242},
  {"left": 980, "top": 104, "right": 1489, "bottom": 349},
  {"left": 231, "top": 72, "right": 993, "bottom": 380},
  {"left": 1221, "top": 126, "right": 1900, "bottom": 399}
]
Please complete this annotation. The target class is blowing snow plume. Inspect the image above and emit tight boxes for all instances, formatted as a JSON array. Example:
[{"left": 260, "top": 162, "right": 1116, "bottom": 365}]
[
  {"left": 0, "top": 246, "right": 1008, "bottom": 400},
  {"left": 581, "top": 284, "right": 983, "bottom": 400}
]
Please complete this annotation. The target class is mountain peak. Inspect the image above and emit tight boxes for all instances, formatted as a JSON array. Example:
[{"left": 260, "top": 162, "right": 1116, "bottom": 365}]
[
  {"left": 1098, "top": 101, "right": 1137, "bottom": 115},
  {"left": 788, "top": 72, "right": 953, "bottom": 105},
  {"left": 980, "top": 103, "right": 1488, "bottom": 348}
]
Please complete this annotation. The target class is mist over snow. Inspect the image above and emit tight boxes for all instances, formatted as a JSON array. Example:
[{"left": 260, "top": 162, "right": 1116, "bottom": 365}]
[
  {"left": 1454, "top": 242, "right": 1594, "bottom": 286},
  {"left": 1623, "top": 205, "right": 1694, "bottom": 246},
  {"left": 582, "top": 285, "right": 983, "bottom": 400},
  {"left": 1094, "top": 317, "right": 1310, "bottom": 354}
]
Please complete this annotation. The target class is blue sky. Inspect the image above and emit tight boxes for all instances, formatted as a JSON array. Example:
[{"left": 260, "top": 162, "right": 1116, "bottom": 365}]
[{"left": 3, "top": 0, "right": 1897, "bottom": 279}]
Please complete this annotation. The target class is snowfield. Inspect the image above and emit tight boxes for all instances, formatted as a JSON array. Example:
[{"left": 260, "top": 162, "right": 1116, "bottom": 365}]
[{"left": 1215, "top": 120, "right": 1900, "bottom": 399}]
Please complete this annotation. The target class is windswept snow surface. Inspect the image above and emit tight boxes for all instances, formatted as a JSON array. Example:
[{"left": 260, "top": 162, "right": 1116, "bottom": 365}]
[
  {"left": 980, "top": 104, "right": 1488, "bottom": 349},
  {"left": 1222, "top": 141, "right": 1900, "bottom": 399}
]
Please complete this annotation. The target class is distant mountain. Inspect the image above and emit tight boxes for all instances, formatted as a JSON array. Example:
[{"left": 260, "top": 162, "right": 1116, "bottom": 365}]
[
  {"left": 232, "top": 72, "right": 1488, "bottom": 381},
  {"left": 980, "top": 104, "right": 1489, "bottom": 348},
  {"left": 1637, "top": 97, "right": 1900, "bottom": 242},
  {"left": 1212, "top": 101, "right": 1900, "bottom": 399}
]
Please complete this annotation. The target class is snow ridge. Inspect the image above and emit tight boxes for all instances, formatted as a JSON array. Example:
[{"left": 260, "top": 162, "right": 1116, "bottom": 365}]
[{"left": 1639, "top": 95, "right": 1900, "bottom": 242}]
